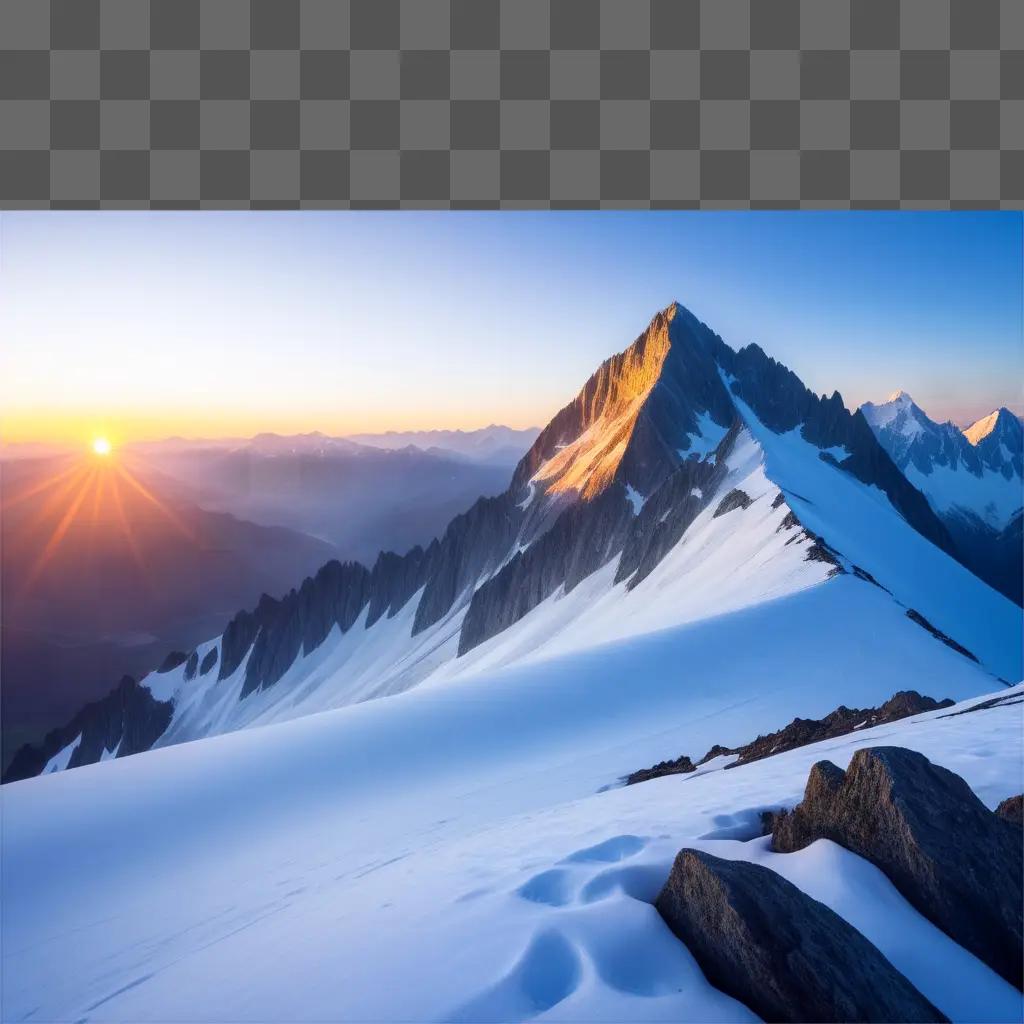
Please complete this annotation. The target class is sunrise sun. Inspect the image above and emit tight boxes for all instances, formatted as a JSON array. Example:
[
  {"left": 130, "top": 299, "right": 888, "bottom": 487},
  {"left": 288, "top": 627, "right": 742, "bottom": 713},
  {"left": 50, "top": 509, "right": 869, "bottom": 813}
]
[{"left": 91, "top": 437, "right": 112, "bottom": 456}]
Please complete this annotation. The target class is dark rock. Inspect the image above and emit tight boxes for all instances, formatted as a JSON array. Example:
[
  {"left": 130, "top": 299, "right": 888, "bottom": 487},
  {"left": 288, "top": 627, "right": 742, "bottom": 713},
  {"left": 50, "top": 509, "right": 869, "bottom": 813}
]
[
  {"left": 459, "top": 485, "right": 634, "bottom": 653},
  {"left": 413, "top": 494, "right": 520, "bottom": 635},
  {"left": 776, "top": 509, "right": 801, "bottom": 533},
  {"left": 771, "top": 490, "right": 786, "bottom": 509},
  {"left": 803, "top": 531, "right": 844, "bottom": 571},
  {"left": 906, "top": 608, "right": 979, "bottom": 662},
  {"left": 700, "top": 743, "right": 736, "bottom": 762},
  {"left": 182, "top": 650, "right": 199, "bottom": 681},
  {"left": 199, "top": 647, "right": 218, "bottom": 677},
  {"left": 713, "top": 488, "right": 753, "bottom": 518},
  {"left": 996, "top": 794, "right": 1023, "bottom": 827},
  {"left": 715, "top": 338, "right": 956, "bottom": 558},
  {"left": 852, "top": 564, "right": 890, "bottom": 592},
  {"left": 626, "top": 754, "right": 696, "bottom": 786},
  {"left": 218, "top": 605, "right": 264, "bottom": 681},
  {"left": 656, "top": 848, "right": 947, "bottom": 1023},
  {"left": 627, "top": 691, "right": 953, "bottom": 784},
  {"left": 936, "top": 691, "right": 1022, "bottom": 718},
  {"left": 771, "top": 747, "right": 1023, "bottom": 988},
  {"left": 157, "top": 650, "right": 188, "bottom": 673},
  {"left": 616, "top": 423, "right": 738, "bottom": 588},
  {"left": 2, "top": 676, "right": 173, "bottom": 783}
]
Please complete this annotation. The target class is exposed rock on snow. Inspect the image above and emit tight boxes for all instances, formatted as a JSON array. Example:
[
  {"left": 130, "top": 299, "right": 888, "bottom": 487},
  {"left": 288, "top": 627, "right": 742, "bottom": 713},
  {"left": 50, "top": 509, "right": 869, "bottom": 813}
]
[
  {"left": 906, "top": 609, "right": 979, "bottom": 663},
  {"left": 182, "top": 650, "right": 199, "bottom": 681},
  {"left": 627, "top": 753, "right": 697, "bottom": 786},
  {"left": 996, "top": 794, "right": 1023, "bottom": 826},
  {"left": 771, "top": 746, "right": 1024, "bottom": 988},
  {"left": 713, "top": 488, "right": 754, "bottom": 518},
  {"left": 157, "top": 650, "right": 188, "bottom": 673},
  {"left": 3, "top": 676, "right": 173, "bottom": 783},
  {"left": 198, "top": 647, "right": 218, "bottom": 677},
  {"left": 655, "top": 848, "right": 947, "bottom": 1023},
  {"left": 628, "top": 691, "right": 954, "bottom": 785}
]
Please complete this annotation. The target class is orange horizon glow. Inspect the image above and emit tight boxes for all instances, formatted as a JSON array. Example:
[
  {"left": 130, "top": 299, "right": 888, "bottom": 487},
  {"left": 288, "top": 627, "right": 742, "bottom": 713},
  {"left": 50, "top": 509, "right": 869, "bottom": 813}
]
[{"left": 1, "top": 407, "right": 549, "bottom": 449}]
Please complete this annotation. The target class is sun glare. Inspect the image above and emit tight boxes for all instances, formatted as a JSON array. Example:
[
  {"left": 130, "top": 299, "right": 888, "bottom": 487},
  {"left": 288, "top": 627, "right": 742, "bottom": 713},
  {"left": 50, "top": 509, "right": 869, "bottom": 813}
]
[{"left": 92, "top": 437, "right": 112, "bottom": 456}]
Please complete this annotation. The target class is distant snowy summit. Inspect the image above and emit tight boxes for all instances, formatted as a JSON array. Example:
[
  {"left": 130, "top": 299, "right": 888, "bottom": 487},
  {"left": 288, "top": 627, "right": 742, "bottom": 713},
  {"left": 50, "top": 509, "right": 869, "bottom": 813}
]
[{"left": 861, "top": 392, "right": 1022, "bottom": 602}]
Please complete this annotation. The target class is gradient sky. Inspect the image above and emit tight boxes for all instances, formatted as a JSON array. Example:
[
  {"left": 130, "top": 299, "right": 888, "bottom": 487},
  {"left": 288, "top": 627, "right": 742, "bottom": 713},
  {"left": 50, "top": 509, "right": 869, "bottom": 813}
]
[{"left": 1, "top": 211, "right": 1020, "bottom": 446}]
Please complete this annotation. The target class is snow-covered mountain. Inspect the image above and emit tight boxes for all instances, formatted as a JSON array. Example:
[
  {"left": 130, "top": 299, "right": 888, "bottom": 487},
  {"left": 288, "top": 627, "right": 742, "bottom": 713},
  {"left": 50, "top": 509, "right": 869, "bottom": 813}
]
[
  {"left": 861, "top": 392, "right": 1023, "bottom": 602},
  {"left": 7, "top": 302, "right": 1021, "bottom": 781}
]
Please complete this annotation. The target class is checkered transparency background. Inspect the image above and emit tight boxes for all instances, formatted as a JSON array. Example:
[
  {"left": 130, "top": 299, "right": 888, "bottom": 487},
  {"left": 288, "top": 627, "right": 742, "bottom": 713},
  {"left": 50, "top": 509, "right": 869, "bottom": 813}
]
[{"left": 1, "top": 0, "right": 1021, "bottom": 208}]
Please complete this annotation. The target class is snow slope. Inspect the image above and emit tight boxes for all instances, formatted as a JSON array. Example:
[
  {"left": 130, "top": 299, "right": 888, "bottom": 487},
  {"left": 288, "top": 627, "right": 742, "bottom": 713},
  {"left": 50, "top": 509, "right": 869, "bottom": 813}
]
[{"left": 3, "top": 639, "right": 1019, "bottom": 1022}]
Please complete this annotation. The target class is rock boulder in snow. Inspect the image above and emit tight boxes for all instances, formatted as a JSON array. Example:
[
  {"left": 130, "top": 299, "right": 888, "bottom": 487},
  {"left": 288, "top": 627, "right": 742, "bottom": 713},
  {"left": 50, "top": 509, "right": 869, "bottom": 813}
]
[
  {"left": 655, "top": 848, "right": 947, "bottom": 1023},
  {"left": 772, "top": 746, "right": 1024, "bottom": 988}
]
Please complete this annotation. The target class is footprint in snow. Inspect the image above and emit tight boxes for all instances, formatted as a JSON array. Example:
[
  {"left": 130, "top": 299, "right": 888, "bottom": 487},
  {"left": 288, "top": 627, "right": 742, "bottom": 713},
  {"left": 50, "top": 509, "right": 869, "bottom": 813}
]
[
  {"left": 561, "top": 834, "right": 648, "bottom": 864},
  {"left": 444, "top": 930, "right": 582, "bottom": 1023},
  {"left": 515, "top": 868, "right": 574, "bottom": 907}
]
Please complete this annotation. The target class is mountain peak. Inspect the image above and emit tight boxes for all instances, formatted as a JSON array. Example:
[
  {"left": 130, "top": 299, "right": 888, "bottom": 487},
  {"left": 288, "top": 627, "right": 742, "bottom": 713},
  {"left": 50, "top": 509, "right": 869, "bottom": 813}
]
[
  {"left": 964, "top": 407, "right": 1018, "bottom": 446},
  {"left": 886, "top": 389, "right": 914, "bottom": 405}
]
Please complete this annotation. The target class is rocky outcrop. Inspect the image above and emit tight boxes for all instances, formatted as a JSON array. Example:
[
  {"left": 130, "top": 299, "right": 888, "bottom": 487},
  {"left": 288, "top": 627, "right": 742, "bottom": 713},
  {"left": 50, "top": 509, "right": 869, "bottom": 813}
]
[
  {"left": 906, "top": 609, "right": 978, "bottom": 662},
  {"left": 656, "top": 848, "right": 946, "bottom": 1023},
  {"left": 996, "top": 794, "right": 1023, "bottom": 826},
  {"left": 627, "top": 690, "right": 953, "bottom": 784},
  {"left": 157, "top": 650, "right": 188, "bottom": 673},
  {"left": 771, "top": 747, "right": 1023, "bottom": 988},
  {"left": 199, "top": 647, "right": 218, "bottom": 677},
  {"left": 183, "top": 650, "right": 199, "bottom": 681},
  {"left": 616, "top": 423, "right": 738, "bottom": 588},
  {"left": 714, "top": 340, "right": 956, "bottom": 557},
  {"left": 459, "top": 484, "right": 633, "bottom": 653},
  {"left": 2, "top": 676, "right": 174, "bottom": 783},
  {"left": 412, "top": 494, "right": 520, "bottom": 635},
  {"left": 713, "top": 488, "right": 753, "bottom": 518},
  {"left": 626, "top": 754, "right": 695, "bottom": 786}
]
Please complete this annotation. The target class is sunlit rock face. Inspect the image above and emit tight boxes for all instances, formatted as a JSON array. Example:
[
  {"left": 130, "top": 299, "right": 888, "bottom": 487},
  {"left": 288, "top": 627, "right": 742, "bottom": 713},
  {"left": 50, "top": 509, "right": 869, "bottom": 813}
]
[{"left": 512, "top": 303, "right": 734, "bottom": 520}]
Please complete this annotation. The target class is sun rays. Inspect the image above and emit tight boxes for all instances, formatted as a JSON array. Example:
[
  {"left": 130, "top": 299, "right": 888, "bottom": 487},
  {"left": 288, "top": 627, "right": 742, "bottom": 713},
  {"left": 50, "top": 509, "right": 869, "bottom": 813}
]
[{"left": 4, "top": 451, "right": 196, "bottom": 591}]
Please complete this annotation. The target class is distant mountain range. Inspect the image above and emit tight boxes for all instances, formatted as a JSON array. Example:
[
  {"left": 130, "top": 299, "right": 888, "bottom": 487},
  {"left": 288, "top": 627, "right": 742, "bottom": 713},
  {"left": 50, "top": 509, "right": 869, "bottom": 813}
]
[
  {"left": 123, "top": 429, "right": 535, "bottom": 566},
  {"left": 860, "top": 391, "right": 1022, "bottom": 602},
  {"left": 8, "top": 302, "right": 1019, "bottom": 783}
]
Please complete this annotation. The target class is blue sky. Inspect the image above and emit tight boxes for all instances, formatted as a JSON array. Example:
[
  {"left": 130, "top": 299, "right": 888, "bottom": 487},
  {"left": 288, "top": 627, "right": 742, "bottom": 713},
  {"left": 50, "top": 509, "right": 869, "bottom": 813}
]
[{"left": 2, "top": 211, "right": 1020, "bottom": 444}]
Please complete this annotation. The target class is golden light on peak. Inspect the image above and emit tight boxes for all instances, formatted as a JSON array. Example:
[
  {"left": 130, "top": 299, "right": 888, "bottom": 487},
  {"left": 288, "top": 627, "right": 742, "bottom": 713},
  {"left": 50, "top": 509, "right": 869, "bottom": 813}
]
[{"left": 92, "top": 437, "right": 112, "bottom": 456}]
